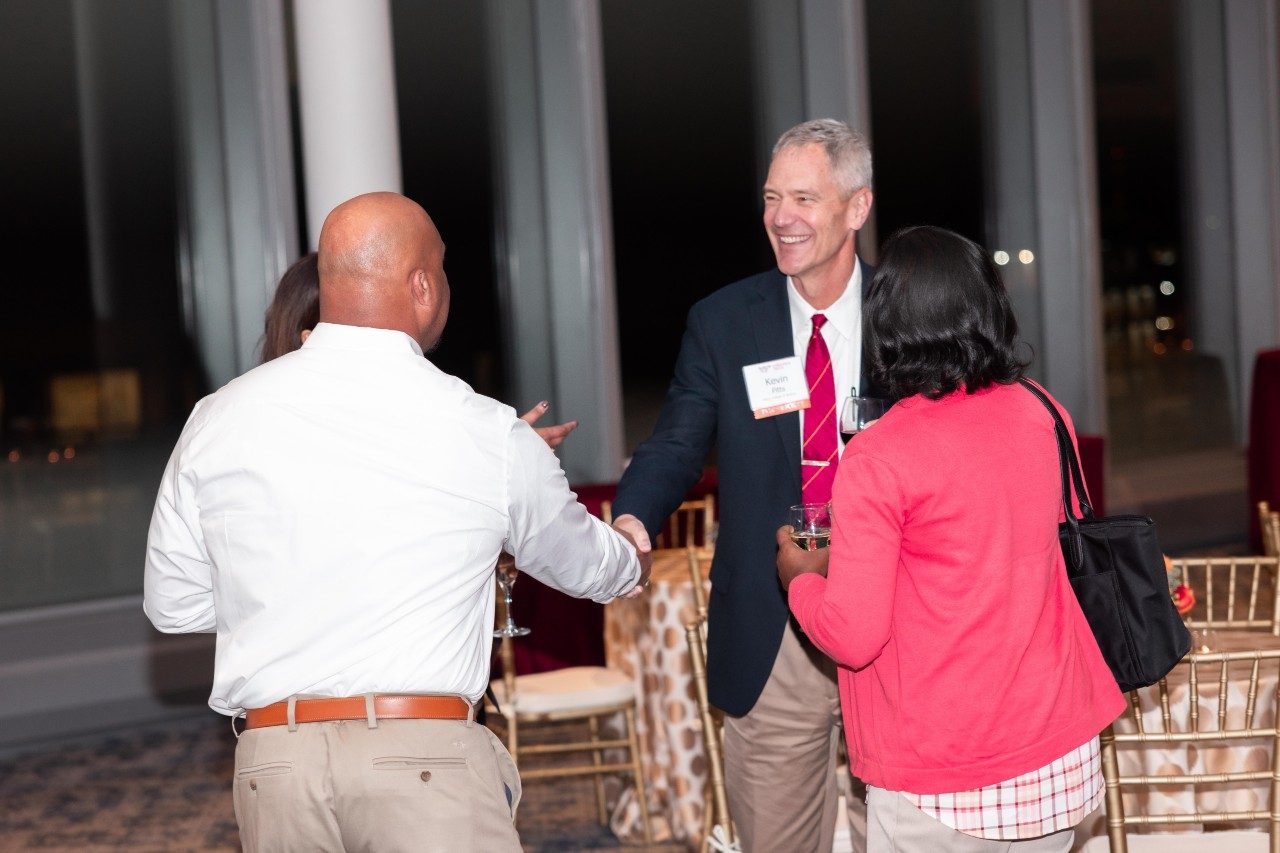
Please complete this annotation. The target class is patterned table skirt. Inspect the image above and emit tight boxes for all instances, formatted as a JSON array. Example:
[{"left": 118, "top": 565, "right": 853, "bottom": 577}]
[{"left": 604, "top": 552, "right": 710, "bottom": 844}]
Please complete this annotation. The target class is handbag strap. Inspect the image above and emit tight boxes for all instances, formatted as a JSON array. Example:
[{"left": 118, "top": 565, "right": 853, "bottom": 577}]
[{"left": 1018, "top": 379, "right": 1095, "bottom": 522}]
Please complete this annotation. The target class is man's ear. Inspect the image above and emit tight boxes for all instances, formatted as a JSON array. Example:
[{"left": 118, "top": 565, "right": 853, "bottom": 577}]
[
  {"left": 846, "top": 187, "right": 873, "bottom": 232},
  {"left": 410, "top": 268, "right": 433, "bottom": 307}
]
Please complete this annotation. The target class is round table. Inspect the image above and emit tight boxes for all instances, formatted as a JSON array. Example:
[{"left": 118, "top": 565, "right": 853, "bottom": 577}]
[{"left": 603, "top": 550, "right": 710, "bottom": 845}]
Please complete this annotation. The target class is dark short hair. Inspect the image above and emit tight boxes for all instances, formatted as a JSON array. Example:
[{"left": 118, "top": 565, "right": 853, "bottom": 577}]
[
  {"left": 865, "top": 226, "right": 1027, "bottom": 400},
  {"left": 260, "top": 252, "right": 320, "bottom": 363}
]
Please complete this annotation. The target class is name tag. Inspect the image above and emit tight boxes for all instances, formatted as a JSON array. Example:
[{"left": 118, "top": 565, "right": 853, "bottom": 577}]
[{"left": 742, "top": 356, "right": 810, "bottom": 419}]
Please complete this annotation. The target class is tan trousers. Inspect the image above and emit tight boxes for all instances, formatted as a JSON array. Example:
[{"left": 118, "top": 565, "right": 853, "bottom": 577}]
[
  {"left": 866, "top": 787, "right": 1074, "bottom": 853},
  {"left": 723, "top": 620, "right": 855, "bottom": 853},
  {"left": 233, "top": 717, "right": 521, "bottom": 853}
]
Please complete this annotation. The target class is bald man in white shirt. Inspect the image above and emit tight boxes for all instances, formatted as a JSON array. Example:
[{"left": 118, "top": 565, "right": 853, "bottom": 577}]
[{"left": 144, "top": 192, "right": 647, "bottom": 853}]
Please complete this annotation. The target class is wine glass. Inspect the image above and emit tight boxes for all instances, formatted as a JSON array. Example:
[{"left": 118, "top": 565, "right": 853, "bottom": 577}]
[
  {"left": 494, "top": 553, "right": 531, "bottom": 638},
  {"left": 840, "top": 395, "right": 889, "bottom": 441},
  {"left": 788, "top": 502, "right": 832, "bottom": 551}
]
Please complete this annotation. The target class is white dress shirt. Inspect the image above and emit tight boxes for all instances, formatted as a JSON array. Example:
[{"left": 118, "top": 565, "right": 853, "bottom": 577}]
[
  {"left": 144, "top": 322, "right": 639, "bottom": 715},
  {"left": 787, "top": 263, "right": 863, "bottom": 450}
]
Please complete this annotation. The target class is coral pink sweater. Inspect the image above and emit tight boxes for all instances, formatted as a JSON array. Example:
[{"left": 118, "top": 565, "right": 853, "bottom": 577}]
[{"left": 788, "top": 382, "right": 1125, "bottom": 794}]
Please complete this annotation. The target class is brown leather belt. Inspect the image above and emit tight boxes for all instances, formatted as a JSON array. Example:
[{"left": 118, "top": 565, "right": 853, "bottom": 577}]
[{"left": 244, "top": 694, "right": 472, "bottom": 730}]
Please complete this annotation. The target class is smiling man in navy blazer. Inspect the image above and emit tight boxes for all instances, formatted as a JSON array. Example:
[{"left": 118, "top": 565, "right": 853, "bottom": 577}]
[{"left": 612, "top": 119, "right": 875, "bottom": 852}]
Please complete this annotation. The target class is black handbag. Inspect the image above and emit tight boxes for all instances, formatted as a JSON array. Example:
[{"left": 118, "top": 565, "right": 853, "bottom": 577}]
[{"left": 1020, "top": 379, "right": 1191, "bottom": 692}]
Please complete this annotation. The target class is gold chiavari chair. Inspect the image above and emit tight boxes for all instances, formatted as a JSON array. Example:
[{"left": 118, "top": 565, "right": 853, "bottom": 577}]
[
  {"left": 656, "top": 494, "right": 716, "bottom": 553},
  {"left": 686, "top": 615, "right": 736, "bottom": 852},
  {"left": 602, "top": 495, "right": 717, "bottom": 556},
  {"left": 1083, "top": 648, "right": 1280, "bottom": 852},
  {"left": 486, "top": 593, "right": 653, "bottom": 844},
  {"left": 687, "top": 545, "right": 709, "bottom": 620},
  {"left": 1261, "top": 502, "right": 1280, "bottom": 558},
  {"left": 1171, "top": 556, "right": 1280, "bottom": 635}
]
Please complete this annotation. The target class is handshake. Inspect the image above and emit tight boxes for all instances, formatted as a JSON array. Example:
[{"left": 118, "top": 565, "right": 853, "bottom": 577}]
[
  {"left": 611, "top": 513, "right": 653, "bottom": 600},
  {"left": 517, "top": 402, "right": 651, "bottom": 600}
]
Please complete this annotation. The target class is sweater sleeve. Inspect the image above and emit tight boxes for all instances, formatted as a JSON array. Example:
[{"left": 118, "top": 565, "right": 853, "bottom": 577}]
[{"left": 788, "top": 451, "right": 904, "bottom": 670}]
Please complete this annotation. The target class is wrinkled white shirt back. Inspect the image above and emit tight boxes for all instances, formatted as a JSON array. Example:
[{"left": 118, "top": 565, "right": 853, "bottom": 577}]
[{"left": 144, "top": 323, "right": 639, "bottom": 715}]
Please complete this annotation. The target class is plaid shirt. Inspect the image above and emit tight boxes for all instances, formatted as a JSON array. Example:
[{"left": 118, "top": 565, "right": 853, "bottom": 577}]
[{"left": 899, "top": 737, "right": 1102, "bottom": 840}]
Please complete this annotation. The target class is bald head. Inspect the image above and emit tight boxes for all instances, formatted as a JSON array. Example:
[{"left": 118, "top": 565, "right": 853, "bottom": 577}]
[{"left": 317, "top": 192, "right": 449, "bottom": 351}]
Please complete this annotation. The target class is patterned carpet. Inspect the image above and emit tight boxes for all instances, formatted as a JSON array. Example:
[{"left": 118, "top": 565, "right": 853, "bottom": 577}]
[{"left": 0, "top": 713, "right": 687, "bottom": 852}]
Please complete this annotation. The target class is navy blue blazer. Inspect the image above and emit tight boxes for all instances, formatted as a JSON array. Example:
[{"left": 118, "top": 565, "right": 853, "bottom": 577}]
[{"left": 613, "top": 262, "right": 876, "bottom": 716}]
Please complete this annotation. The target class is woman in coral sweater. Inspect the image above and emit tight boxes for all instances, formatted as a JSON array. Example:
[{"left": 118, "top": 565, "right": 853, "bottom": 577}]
[{"left": 778, "top": 226, "right": 1125, "bottom": 852}]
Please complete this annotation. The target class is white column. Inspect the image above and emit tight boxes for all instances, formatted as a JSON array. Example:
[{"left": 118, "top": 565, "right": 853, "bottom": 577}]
[
  {"left": 1027, "top": 0, "right": 1107, "bottom": 434},
  {"left": 487, "top": 0, "right": 624, "bottom": 483},
  {"left": 293, "top": 0, "right": 402, "bottom": 245},
  {"left": 1176, "top": 0, "right": 1239, "bottom": 431},
  {"left": 750, "top": 0, "right": 878, "bottom": 259},
  {"left": 1224, "top": 0, "right": 1280, "bottom": 429}
]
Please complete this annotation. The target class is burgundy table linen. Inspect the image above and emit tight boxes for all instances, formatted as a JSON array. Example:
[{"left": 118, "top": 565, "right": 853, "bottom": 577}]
[{"left": 1249, "top": 349, "right": 1280, "bottom": 551}]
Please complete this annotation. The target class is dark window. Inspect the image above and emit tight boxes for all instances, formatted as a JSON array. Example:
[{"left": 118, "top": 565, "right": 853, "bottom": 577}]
[{"left": 0, "top": 1, "right": 206, "bottom": 610}]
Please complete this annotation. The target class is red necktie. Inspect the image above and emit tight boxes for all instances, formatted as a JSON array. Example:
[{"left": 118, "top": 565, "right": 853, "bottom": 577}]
[{"left": 802, "top": 314, "right": 838, "bottom": 504}]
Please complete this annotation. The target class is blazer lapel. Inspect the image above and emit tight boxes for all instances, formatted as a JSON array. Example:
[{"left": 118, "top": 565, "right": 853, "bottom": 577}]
[{"left": 748, "top": 271, "right": 802, "bottom": 493}]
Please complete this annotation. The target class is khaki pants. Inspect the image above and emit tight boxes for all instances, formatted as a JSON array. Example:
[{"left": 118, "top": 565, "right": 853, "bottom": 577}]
[
  {"left": 866, "top": 787, "right": 1074, "bottom": 853},
  {"left": 723, "top": 620, "right": 860, "bottom": 853},
  {"left": 233, "top": 717, "right": 521, "bottom": 853}
]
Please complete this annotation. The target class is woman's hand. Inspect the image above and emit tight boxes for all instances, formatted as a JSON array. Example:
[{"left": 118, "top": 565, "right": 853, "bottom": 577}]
[
  {"left": 776, "top": 525, "right": 830, "bottom": 591},
  {"left": 519, "top": 401, "right": 579, "bottom": 449}
]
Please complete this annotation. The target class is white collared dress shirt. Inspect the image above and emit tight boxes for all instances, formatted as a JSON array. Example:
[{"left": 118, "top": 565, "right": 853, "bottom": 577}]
[
  {"left": 786, "top": 263, "right": 864, "bottom": 451},
  {"left": 144, "top": 322, "right": 640, "bottom": 715}
]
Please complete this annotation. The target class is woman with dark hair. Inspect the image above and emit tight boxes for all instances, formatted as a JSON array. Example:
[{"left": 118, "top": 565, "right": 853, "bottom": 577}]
[
  {"left": 260, "top": 252, "right": 320, "bottom": 363},
  {"left": 777, "top": 226, "right": 1123, "bottom": 851}
]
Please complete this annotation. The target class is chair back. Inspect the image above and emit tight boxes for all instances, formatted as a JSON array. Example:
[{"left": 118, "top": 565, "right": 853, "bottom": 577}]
[
  {"left": 1100, "top": 648, "right": 1280, "bottom": 853},
  {"left": 1171, "top": 556, "right": 1280, "bottom": 635},
  {"left": 686, "top": 615, "right": 733, "bottom": 850},
  {"left": 1262, "top": 502, "right": 1280, "bottom": 558},
  {"left": 488, "top": 576, "right": 654, "bottom": 843},
  {"left": 654, "top": 495, "right": 717, "bottom": 552},
  {"left": 600, "top": 496, "right": 717, "bottom": 561}
]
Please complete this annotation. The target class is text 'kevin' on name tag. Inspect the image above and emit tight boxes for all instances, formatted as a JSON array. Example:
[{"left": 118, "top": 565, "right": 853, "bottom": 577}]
[{"left": 742, "top": 356, "right": 810, "bottom": 420}]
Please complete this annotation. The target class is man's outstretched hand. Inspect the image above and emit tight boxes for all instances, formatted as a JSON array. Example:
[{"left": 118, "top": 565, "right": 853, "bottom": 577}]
[
  {"left": 519, "top": 401, "right": 578, "bottom": 449},
  {"left": 612, "top": 513, "right": 653, "bottom": 599}
]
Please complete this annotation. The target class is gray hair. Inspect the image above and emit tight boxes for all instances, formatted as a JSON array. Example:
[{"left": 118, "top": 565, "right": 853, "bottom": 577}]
[{"left": 772, "top": 119, "right": 873, "bottom": 198}]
